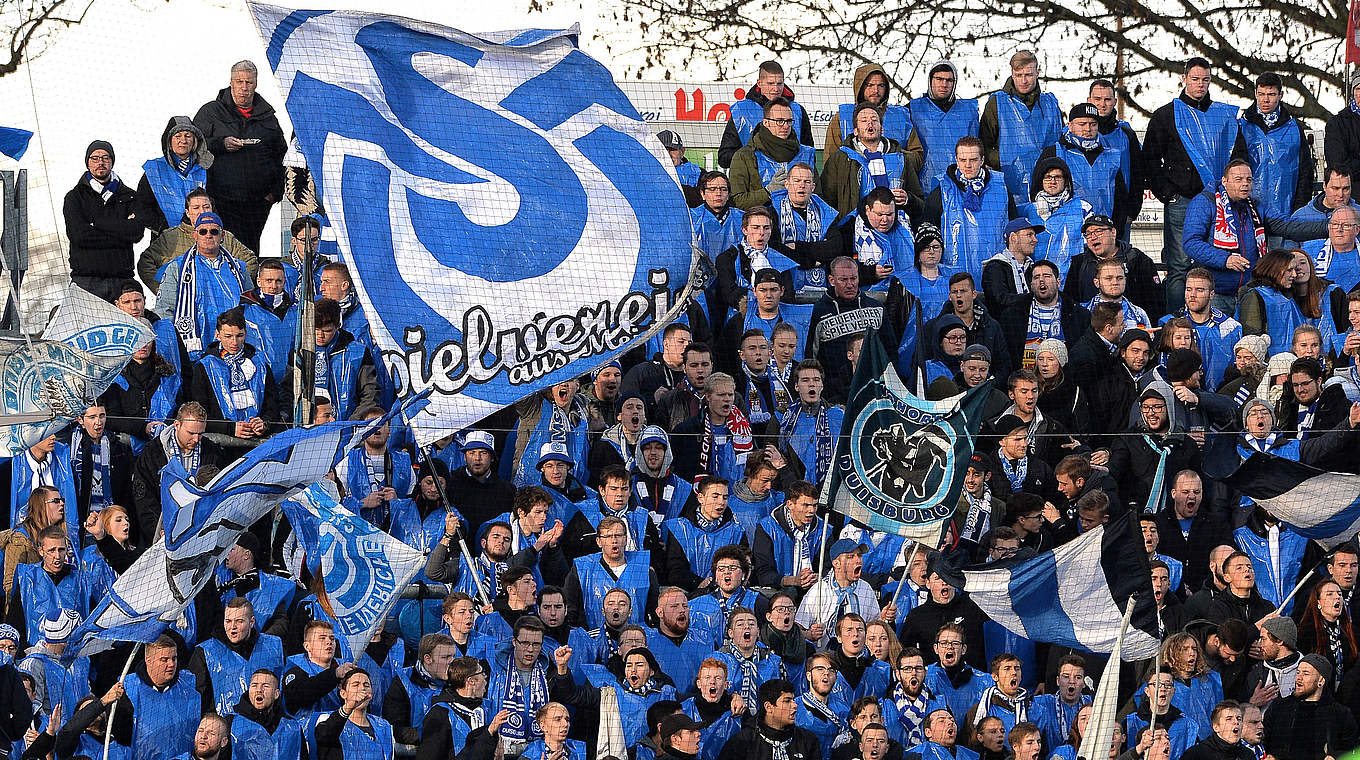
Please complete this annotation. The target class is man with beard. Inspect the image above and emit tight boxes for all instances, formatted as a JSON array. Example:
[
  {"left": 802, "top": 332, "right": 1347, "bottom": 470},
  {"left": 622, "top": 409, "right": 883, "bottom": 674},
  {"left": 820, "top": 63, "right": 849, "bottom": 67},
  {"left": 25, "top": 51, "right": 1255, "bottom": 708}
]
[
  {"left": 630, "top": 426, "right": 695, "bottom": 523},
  {"left": 796, "top": 652, "right": 855, "bottom": 759},
  {"left": 448, "top": 430, "right": 516, "bottom": 533},
  {"left": 584, "top": 360, "right": 624, "bottom": 435},
  {"left": 717, "top": 679, "right": 820, "bottom": 760},
  {"left": 1183, "top": 545, "right": 1238, "bottom": 621},
  {"left": 713, "top": 607, "right": 785, "bottom": 709},
  {"left": 796, "top": 542, "right": 895, "bottom": 648},
  {"left": 1262, "top": 656, "right": 1357, "bottom": 760},
  {"left": 682, "top": 661, "right": 747, "bottom": 760},
  {"left": 1106, "top": 383, "right": 1202, "bottom": 511},
  {"left": 904, "top": 709, "right": 980, "bottom": 760},
  {"left": 426, "top": 520, "right": 512, "bottom": 602},
  {"left": 418, "top": 656, "right": 495, "bottom": 760},
  {"left": 997, "top": 260, "right": 1090, "bottom": 370},
  {"left": 1241, "top": 617, "right": 1302, "bottom": 702},
  {"left": 169, "top": 714, "right": 233, "bottom": 760},
  {"left": 576, "top": 587, "right": 634, "bottom": 666},
  {"left": 589, "top": 392, "right": 649, "bottom": 481},
  {"left": 1121, "top": 669, "right": 1200, "bottom": 760},
  {"left": 648, "top": 587, "right": 717, "bottom": 698},
  {"left": 63, "top": 140, "right": 144, "bottom": 300},
  {"left": 663, "top": 477, "right": 746, "bottom": 592},
  {"left": 885, "top": 647, "right": 945, "bottom": 747},
  {"left": 690, "top": 546, "right": 768, "bottom": 645},
  {"left": 230, "top": 671, "right": 302, "bottom": 760},
  {"left": 922, "top": 622, "right": 994, "bottom": 720}
]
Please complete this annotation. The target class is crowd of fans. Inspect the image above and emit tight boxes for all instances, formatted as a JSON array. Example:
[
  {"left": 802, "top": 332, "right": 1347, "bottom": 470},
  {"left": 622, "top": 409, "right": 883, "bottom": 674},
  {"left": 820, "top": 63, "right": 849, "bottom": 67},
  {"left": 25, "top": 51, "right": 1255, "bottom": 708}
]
[{"left": 3, "top": 43, "right": 1360, "bottom": 760}]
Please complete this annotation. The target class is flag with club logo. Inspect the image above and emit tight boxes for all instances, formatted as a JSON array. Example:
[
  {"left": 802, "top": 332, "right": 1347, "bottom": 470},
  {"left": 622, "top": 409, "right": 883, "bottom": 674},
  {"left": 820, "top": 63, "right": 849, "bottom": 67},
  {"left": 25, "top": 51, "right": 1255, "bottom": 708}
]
[
  {"left": 0, "top": 284, "right": 153, "bottom": 455},
  {"left": 65, "top": 401, "right": 419, "bottom": 659},
  {"left": 247, "top": 4, "right": 699, "bottom": 445},
  {"left": 281, "top": 482, "right": 425, "bottom": 657},
  {"left": 935, "top": 512, "right": 1162, "bottom": 660},
  {"left": 821, "top": 327, "right": 991, "bottom": 544}
]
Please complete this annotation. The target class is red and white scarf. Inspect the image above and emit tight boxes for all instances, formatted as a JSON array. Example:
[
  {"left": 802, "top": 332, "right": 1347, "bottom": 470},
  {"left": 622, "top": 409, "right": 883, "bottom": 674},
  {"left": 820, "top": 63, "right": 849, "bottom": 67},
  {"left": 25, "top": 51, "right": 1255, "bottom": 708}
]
[{"left": 1212, "top": 184, "right": 1265, "bottom": 256}]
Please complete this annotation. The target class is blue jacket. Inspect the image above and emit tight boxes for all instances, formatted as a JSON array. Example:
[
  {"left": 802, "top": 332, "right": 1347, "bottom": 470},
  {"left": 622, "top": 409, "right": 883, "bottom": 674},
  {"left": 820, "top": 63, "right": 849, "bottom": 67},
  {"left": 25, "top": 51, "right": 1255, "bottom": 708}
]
[
  {"left": 924, "top": 663, "right": 993, "bottom": 721},
  {"left": 197, "top": 632, "right": 285, "bottom": 715},
  {"left": 123, "top": 669, "right": 201, "bottom": 760}
]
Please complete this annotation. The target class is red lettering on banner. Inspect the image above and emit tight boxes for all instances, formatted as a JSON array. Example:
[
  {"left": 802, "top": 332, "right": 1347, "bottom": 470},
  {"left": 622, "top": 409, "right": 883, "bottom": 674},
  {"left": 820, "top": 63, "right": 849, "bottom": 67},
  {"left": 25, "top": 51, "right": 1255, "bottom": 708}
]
[
  {"left": 675, "top": 88, "right": 704, "bottom": 121},
  {"left": 708, "top": 104, "right": 731, "bottom": 122}
]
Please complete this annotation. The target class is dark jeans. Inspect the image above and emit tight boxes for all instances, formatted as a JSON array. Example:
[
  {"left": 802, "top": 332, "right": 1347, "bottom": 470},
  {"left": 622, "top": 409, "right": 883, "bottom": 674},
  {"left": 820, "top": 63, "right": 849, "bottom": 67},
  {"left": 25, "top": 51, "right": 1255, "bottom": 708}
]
[
  {"left": 70, "top": 274, "right": 126, "bottom": 303},
  {"left": 1162, "top": 194, "right": 1191, "bottom": 314}
]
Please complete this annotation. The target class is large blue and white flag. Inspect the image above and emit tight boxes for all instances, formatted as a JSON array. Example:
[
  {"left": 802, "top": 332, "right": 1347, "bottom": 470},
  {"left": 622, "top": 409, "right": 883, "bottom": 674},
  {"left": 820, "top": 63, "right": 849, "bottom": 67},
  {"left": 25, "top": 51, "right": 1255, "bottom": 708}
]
[
  {"left": 247, "top": 4, "right": 698, "bottom": 445},
  {"left": 821, "top": 328, "right": 987, "bottom": 545},
  {"left": 65, "top": 405, "right": 414, "bottom": 659},
  {"left": 1216, "top": 453, "right": 1360, "bottom": 549},
  {"left": 936, "top": 512, "right": 1162, "bottom": 660},
  {"left": 281, "top": 483, "right": 425, "bottom": 657},
  {"left": 1, "top": 284, "right": 152, "bottom": 455}
]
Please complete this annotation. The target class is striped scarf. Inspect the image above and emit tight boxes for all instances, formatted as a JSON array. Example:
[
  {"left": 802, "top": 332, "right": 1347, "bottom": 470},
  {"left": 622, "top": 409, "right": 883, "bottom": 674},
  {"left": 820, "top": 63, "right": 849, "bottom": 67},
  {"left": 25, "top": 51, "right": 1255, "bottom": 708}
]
[
  {"left": 893, "top": 682, "right": 933, "bottom": 747},
  {"left": 779, "top": 192, "right": 823, "bottom": 243},
  {"left": 70, "top": 428, "right": 112, "bottom": 509},
  {"left": 1211, "top": 184, "right": 1264, "bottom": 257}
]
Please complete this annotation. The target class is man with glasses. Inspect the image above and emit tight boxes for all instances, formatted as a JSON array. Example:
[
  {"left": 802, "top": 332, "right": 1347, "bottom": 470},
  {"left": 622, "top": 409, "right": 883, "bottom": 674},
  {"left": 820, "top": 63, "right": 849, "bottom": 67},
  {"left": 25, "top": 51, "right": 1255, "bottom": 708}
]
[
  {"left": 690, "top": 546, "right": 767, "bottom": 645},
  {"left": 485, "top": 616, "right": 564, "bottom": 757},
  {"left": 139, "top": 188, "right": 258, "bottom": 295},
  {"left": 63, "top": 139, "right": 145, "bottom": 302},
  {"left": 1065, "top": 215, "right": 1164, "bottom": 319},
  {"left": 563, "top": 515, "right": 657, "bottom": 630},
  {"left": 1278, "top": 357, "right": 1353, "bottom": 462},
  {"left": 691, "top": 172, "right": 744, "bottom": 264},
  {"left": 730, "top": 99, "right": 818, "bottom": 210},
  {"left": 885, "top": 648, "right": 942, "bottom": 746},
  {"left": 911, "top": 61, "right": 980, "bottom": 195},
  {"left": 1301, "top": 204, "right": 1360, "bottom": 292},
  {"left": 718, "top": 61, "right": 814, "bottom": 170},
  {"left": 158, "top": 211, "right": 255, "bottom": 361},
  {"left": 922, "top": 623, "right": 993, "bottom": 724},
  {"left": 282, "top": 215, "right": 331, "bottom": 300}
]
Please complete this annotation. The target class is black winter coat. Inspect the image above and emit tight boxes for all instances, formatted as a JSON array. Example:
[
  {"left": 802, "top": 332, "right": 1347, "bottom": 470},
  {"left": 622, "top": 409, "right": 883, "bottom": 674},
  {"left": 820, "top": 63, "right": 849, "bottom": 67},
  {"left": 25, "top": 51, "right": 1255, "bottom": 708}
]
[
  {"left": 62, "top": 176, "right": 143, "bottom": 278},
  {"left": 193, "top": 88, "right": 287, "bottom": 202}
]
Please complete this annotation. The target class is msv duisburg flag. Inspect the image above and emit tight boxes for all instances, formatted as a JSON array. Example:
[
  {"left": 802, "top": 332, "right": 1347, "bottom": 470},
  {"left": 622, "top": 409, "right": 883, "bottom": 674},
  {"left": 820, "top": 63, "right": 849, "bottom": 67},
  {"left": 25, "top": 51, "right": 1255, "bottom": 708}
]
[
  {"left": 822, "top": 328, "right": 989, "bottom": 544},
  {"left": 1218, "top": 452, "right": 1360, "bottom": 549},
  {"left": 248, "top": 5, "right": 698, "bottom": 446},
  {"left": 66, "top": 406, "right": 411, "bottom": 659},
  {"left": 1, "top": 284, "right": 152, "bottom": 455},
  {"left": 281, "top": 483, "right": 425, "bottom": 658},
  {"left": 936, "top": 512, "right": 1162, "bottom": 659}
]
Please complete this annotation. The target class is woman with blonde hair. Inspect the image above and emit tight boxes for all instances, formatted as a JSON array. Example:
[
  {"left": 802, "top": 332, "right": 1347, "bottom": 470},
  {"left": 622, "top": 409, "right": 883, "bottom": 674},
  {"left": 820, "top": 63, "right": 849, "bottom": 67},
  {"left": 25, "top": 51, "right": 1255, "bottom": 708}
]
[
  {"left": 2, "top": 486, "right": 66, "bottom": 595},
  {"left": 1160, "top": 632, "right": 1221, "bottom": 740},
  {"left": 865, "top": 619, "right": 902, "bottom": 667}
]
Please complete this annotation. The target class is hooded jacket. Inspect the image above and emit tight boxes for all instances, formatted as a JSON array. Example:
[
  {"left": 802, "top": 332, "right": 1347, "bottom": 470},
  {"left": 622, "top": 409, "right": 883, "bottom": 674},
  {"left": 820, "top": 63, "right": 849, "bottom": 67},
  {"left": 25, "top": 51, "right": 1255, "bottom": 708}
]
[
  {"left": 819, "top": 132, "right": 925, "bottom": 217},
  {"left": 135, "top": 116, "right": 214, "bottom": 234},
  {"left": 1062, "top": 238, "right": 1165, "bottom": 318},
  {"left": 1106, "top": 380, "right": 1204, "bottom": 511},
  {"left": 826, "top": 64, "right": 918, "bottom": 154}
]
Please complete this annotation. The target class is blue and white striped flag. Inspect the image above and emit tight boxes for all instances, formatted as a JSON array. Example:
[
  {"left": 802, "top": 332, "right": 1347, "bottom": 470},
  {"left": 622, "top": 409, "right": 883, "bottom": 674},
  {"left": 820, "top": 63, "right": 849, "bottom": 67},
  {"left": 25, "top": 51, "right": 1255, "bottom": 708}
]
[
  {"left": 281, "top": 483, "right": 425, "bottom": 657},
  {"left": 65, "top": 402, "right": 418, "bottom": 659},
  {"left": 247, "top": 4, "right": 698, "bottom": 447},
  {"left": 1219, "top": 453, "right": 1360, "bottom": 549},
  {"left": 936, "top": 512, "right": 1161, "bottom": 660}
]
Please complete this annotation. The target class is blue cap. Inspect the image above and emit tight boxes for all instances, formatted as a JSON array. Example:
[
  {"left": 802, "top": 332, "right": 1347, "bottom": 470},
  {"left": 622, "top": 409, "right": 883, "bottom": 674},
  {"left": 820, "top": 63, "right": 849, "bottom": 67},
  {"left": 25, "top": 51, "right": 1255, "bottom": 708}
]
[
  {"left": 194, "top": 211, "right": 224, "bottom": 228},
  {"left": 638, "top": 425, "right": 669, "bottom": 448},
  {"left": 592, "top": 359, "right": 622, "bottom": 380},
  {"left": 1003, "top": 217, "right": 1044, "bottom": 238},
  {"left": 460, "top": 431, "right": 494, "bottom": 452},
  {"left": 829, "top": 538, "right": 868, "bottom": 559},
  {"left": 536, "top": 442, "right": 574, "bottom": 468}
]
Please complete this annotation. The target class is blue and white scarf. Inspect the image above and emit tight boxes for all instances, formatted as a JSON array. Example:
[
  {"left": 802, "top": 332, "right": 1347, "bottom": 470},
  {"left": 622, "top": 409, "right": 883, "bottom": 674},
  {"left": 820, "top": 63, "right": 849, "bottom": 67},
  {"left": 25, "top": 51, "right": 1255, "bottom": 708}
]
[
  {"left": 173, "top": 249, "right": 246, "bottom": 354},
  {"left": 162, "top": 423, "right": 200, "bottom": 476},
  {"left": 1060, "top": 129, "right": 1101, "bottom": 152},
  {"left": 1258, "top": 107, "right": 1281, "bottom": 129},
  {"left": 70, "top": 428, "right": 112, "bottom": 510},
  {"left": 85, "top": 171, "right": 121, "bottom": 202},
  {"left": 953, "top": 166, "right": 989, "bottom": 212},
  {"left": 893, "top": 682, "right": 934, "bottom": 747},
  {"left": 1350, "top": 99, "right": 1360, "bottom": 118},
  {"left": 313, "top": 342, "right": 332, "bottom": 397},
  {"left": 789, "top": 507, "right": 814, "bottom": 574},
  {"left": 476, "top": 554, "right": 506, "bottom": 598},
  {"left": 801, "top": 693, "right": 852, "bottom": 747},
  {"left": 779, "top": 192, "right": 823, "bottom": 243},
  {"left": 780, "top": 401, "right": 834, "bottom": 483},
  {"left": 501, "top": 665, "right": 550, "bottom": 741},
  {"left": 722, "top": 641, "right": 781, "bottom": 705},
  {"left": 220, "top": 349, "right": 255, "bottom": 415},
  {"left": 743, "top": 363, "right": 790, "bottom": 425},
  {"left": 1242, "top": 432, "right": 1279, "bottom": 453},
  {"left": 999, "top": 454, "right": 1027, "bottom": 491}
]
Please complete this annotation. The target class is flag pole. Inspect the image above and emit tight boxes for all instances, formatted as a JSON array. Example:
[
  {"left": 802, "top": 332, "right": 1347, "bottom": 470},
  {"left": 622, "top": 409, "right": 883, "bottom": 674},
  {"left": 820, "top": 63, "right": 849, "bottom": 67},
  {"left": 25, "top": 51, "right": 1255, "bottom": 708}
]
[
  {"left": 816, "top": 501, "right": 832, "bottom": 582},
  {"left": 103, "top": 642, "right": 143, "bottom": 760},
  {"left": 888, "top": 542, "right": 921, "bottom": 609},
  {"left": 416, "top": 442, "right": 490, "bottom": 607},
  {"left": 1274, "top": 567, "right": 1318, "bottom": 616}
]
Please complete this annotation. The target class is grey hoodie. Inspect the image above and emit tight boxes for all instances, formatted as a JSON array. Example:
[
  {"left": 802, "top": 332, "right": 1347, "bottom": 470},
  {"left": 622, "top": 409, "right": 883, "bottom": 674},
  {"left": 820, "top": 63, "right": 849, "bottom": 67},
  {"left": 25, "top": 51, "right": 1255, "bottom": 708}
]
[{"left": 1138, "top": 380, "right": 1185, "bottom": 434}]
